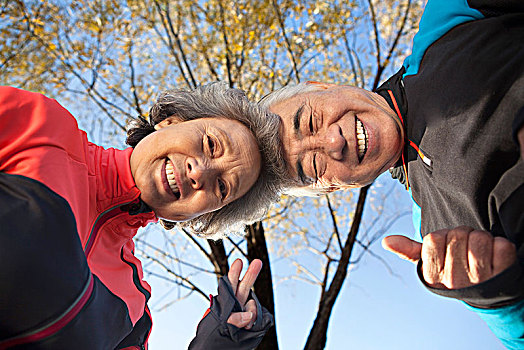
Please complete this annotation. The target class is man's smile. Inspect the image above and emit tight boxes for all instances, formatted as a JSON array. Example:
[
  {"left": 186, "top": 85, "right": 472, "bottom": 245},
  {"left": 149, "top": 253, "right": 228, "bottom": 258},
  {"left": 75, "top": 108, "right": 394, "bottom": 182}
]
[{"left": 355, "top": 116, "right": 368, "bottom": 163}]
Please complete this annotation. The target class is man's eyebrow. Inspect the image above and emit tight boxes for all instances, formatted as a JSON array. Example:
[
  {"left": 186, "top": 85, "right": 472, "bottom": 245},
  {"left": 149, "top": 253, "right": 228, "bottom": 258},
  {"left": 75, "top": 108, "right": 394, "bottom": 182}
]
[
  {"left": 296, "top": 159, "right": 307, "bottom": 185},
  {"left": 293, "top": 104, "right": 306, "bottom": 184},
  {"left": 293, "top": 104, "right": 305, "bottom": 136},
  {"left": 214, "top": 127, "right": 230, "bottom": 149}
]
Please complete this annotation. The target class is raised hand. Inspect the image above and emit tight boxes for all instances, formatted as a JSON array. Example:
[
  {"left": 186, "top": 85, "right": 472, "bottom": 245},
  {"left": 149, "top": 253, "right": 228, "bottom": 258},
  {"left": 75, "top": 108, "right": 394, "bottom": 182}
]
[
  {"left": 226, "top": 258, "right": 262, "bottom": 329},
  {"left": 382, "top": 226, "right": 517, "bottom": 289}
]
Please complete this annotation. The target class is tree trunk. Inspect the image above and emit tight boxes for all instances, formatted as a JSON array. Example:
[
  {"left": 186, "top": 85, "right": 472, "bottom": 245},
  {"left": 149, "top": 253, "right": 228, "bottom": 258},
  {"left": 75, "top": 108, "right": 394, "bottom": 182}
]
[
  {"left": 304, "top": 186, "right": 370, "bottom": 350},
  {"left": 207, "top": 239, "right": 229, "bottom": 277},
  {"left": 246, "top": 222, "right": 279, "bottom": 350}
]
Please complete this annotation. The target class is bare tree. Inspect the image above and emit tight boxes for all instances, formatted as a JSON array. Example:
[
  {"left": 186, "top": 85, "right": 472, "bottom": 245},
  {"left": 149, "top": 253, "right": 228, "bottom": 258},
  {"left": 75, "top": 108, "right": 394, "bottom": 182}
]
[{"left": 0, "top": 0, "right": 423, "bottom": 349}]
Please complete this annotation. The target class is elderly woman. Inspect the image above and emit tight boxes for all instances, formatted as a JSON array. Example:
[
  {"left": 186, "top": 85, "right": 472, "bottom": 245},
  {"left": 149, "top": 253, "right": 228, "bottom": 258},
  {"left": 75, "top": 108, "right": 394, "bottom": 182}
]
[{"left": 0, "top": 82, "right": 284, "bottom": 349}]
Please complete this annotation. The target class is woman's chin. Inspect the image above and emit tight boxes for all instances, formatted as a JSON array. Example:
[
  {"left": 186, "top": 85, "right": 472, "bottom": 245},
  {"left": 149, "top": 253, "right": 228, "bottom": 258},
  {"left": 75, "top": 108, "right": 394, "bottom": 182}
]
[{"left": 155, "top": 208, "right": 196, "bottom": 222}]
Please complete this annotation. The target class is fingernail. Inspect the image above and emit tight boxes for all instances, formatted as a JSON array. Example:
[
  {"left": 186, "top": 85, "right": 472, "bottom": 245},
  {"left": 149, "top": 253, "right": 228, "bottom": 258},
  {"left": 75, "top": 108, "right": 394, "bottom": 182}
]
[{"left": 241, "top": 312, "right": 253, "bottom": 322}]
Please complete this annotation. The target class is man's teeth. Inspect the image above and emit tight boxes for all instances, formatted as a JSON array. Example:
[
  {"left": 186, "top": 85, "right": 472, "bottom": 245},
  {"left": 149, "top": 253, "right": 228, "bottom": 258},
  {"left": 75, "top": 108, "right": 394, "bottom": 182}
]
[
  {"left": 165, "top": 161, "right": 181, "bottom": 199},
  {"left": 356, "top": 118, "right": 368, "bottom": 160}
]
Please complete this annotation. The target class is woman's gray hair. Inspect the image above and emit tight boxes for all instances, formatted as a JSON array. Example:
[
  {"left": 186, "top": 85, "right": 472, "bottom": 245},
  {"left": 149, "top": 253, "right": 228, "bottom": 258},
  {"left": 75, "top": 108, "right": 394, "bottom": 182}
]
[
  {"left": 127, "top": 82, "right": 287, "bottom": 239},
  {"left": 258, "top": 82, "right": 342, "bottom": 197}
]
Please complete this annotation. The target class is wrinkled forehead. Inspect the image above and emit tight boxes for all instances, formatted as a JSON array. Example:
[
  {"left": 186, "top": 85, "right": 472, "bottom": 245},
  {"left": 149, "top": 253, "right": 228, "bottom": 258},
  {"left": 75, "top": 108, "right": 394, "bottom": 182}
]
[{"left": 262, "top": 82, "right": 324, "bottom": 113}]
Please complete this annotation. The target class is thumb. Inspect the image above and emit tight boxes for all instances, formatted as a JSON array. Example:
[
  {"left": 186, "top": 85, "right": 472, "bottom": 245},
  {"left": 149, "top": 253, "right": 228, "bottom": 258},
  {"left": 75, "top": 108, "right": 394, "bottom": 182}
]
[
  {"left": 227, "top": 311, "right": 253, "bottom": 328},
  {"left": 382, "top": 235, "right": 422, "bottom": 263}
]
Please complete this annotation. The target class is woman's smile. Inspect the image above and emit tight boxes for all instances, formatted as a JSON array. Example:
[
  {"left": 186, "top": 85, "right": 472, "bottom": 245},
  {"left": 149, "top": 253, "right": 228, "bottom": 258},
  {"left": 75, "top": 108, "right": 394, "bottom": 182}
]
[
  {"left": 130, "top": 117, "right": 261, "bottom": 221},
  {"left": 162, "top": 159, "right": 181, "bottom": 199}
]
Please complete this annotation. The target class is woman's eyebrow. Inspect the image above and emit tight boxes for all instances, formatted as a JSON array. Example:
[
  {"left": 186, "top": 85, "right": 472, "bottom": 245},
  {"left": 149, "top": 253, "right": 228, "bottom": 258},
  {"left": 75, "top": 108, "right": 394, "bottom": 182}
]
[{"left": 228, "top": 173, "right": 238, "bottom": 200}]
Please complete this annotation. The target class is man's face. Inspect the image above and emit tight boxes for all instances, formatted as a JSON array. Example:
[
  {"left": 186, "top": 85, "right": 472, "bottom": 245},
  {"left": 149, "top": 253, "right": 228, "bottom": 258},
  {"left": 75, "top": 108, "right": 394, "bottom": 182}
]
[{"left": 269, "top": 83, "right": 404, "bottom": 189}]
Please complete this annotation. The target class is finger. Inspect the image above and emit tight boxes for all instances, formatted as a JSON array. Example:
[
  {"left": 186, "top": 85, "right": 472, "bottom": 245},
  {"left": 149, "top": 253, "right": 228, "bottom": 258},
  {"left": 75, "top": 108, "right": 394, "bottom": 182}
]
[
  {"left": 227, "top": 311, "right": 253, "bottom": 328},
  {"left": 236, "top": 259, "right": 262, "bottom": 306},
  {"left": 492, "top": 237, "right": 517, "bottom": 276},
  {"left": 228, "top": 259, "right": 243, "bottom": 295},
  {"left": 517, "top": 126, "right": 524, "bottom": 160},
  {"left": 467, "top": 230, "right": 493, "bottom": 283},
  {"left": 421, "top": 230, "right": 448, "bottom": 286},
  {"left": 244, "top": 299, "right": 257, "bottom": 330},
  {"left": 382, "top": 235, "right": 422, "bottom": 263},
  {"left": 442, "top": 226, "right": 473, "bottom": 289}
]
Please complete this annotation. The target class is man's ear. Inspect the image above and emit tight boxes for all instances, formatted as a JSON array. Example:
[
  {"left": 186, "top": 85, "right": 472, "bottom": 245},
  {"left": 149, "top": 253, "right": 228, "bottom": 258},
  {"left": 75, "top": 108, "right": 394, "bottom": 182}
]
[
  {"left": 154, "top": 116, "right": 183, "bottom": 130},
  {"left": 305, "top": 81, "right": 335, "bottom": 90}
]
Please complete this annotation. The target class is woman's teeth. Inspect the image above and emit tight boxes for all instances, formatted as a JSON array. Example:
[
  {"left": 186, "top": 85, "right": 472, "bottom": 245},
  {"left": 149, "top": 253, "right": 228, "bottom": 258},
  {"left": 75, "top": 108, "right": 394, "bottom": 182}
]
[
  {"left": 165, "top": 161, "right": 181, "bottom": 199},
  {"left": 356, "top": 118, "right": 368, "bottom": 161}
]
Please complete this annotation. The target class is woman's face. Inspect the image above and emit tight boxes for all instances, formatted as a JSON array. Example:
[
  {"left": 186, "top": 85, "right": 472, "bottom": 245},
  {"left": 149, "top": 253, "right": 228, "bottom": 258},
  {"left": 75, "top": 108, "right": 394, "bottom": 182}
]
[{"left": 130, "top": 117, "right": 261, "bottom": 221}]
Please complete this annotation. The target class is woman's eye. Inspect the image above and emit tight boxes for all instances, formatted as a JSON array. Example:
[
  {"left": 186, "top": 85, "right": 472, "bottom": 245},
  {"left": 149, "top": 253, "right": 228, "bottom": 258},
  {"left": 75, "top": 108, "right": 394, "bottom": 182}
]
[{"left": 218, "top": 179, "right": 227, "bottom": 199}]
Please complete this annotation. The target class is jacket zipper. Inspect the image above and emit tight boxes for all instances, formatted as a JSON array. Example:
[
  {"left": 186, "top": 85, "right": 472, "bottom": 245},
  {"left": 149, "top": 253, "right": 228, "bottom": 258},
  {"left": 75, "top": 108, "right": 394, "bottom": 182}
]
[
  {"left": 86, "top": 197, "right": 152, "bottom": 349},
  {"left": 120, "top": 249, "right": 153, "bottom": 348},
  {"left": 83, "top": 197, "right": 141, "bottom": 256},
  {"left": 0, "top": 274, "right": 94, "bottom": 348},
  {"left": 387, "top": 89, "right": 432, "bottom": 190}
]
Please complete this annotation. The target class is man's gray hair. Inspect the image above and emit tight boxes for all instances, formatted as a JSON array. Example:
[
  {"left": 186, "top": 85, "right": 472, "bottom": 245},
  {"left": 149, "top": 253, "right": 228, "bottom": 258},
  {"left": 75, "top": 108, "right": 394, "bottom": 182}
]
[
  {"left": 258, "top": 82, "right": 343, "bottom": 197},
  {"left": 127, "top": 82, "right": 287, "bottom": 239}
]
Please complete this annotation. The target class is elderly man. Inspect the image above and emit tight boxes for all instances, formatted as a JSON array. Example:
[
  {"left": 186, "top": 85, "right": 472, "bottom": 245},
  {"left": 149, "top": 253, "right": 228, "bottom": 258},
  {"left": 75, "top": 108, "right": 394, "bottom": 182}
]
[{"left": 260, "top": 0, "right": 524, "bottom": 348}]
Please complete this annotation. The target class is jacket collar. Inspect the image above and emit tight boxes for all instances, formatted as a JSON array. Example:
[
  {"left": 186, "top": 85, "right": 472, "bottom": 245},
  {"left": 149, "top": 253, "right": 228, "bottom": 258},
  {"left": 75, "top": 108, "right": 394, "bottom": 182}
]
[
  {"left": 374, "top": 67, "right": 409, "bottom": 187},
  {"left": 92, "top": 145, "right": 155, "bottom": 217}
]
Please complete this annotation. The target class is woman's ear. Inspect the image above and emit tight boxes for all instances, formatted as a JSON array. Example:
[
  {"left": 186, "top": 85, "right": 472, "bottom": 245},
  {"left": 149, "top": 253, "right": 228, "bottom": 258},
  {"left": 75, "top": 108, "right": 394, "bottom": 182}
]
[{"left": 154, "top": 116, "right": 183, "bottom": 130}]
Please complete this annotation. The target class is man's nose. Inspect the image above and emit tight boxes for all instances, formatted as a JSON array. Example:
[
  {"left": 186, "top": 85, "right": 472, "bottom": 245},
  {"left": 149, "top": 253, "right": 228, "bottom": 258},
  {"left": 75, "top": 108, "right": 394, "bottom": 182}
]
[
  {"left": 186, "top": 158, "right": 213, "bottom": 189},
  {"left": 323, "top": 124, "right": 345, "bottom": 160}
]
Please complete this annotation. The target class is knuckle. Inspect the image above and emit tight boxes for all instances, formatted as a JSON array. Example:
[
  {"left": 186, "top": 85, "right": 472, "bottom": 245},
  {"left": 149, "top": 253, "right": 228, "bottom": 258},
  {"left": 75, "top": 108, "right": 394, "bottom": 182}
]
[
  {"left": 440, "top": 275, "right": 453, "bottom": 289},
  {"left": 444, "top": 274, "right": 467, "bottom": 289},
  {"left": 455, "top": 225, "right": 474, "bottom": 233},
  {"left": 468, "top": 230, "right": 491, "bottom": 242},
  {"left": 468, "top": 230, "right": 492, "bottom": 250},
  {"left": 446, "top": 227, "right": 470, "bottom": 243},
  {"left": 447, "top": 280, "right": 460, "bottom": 289},
  {"left": 468, "top": 271, "right": 482, "bottom": 284},
  {"left": 423, "top": 273, "right": 438, "bottom": 285},
  {"left": 493, "top": 237, "right": 516, "bottom": 255},
  {"left": 423, "top": 231, "right": 446, "bottom": 247}
]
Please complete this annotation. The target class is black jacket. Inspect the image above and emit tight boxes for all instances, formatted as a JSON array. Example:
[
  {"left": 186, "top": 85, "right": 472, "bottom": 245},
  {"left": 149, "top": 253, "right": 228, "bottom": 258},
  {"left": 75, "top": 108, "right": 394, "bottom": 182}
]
[{"left": 376, "top": 0, "right": 524, "bottom": 348}]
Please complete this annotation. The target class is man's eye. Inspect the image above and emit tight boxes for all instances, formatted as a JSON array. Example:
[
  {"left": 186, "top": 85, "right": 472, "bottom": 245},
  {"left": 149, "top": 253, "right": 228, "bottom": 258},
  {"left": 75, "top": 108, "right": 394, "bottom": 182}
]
[
  {"left": 309, "top": 111, "right": 314, "bottom": 134},
  {"left": 313, "top": 153, "right": 318, "bottom": 181},
  {"left": 207, "top": 136, "right": 215, "bottom": 155},
  {"left": 218, "top": 179, "right": 227, "bottom": 199}
]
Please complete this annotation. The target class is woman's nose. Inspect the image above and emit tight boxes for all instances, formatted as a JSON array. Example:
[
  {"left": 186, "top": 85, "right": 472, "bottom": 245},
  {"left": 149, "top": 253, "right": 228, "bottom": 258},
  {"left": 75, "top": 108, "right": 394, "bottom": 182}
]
[
  {"left": 186, "top": 158, "right": 210, "bottom": 189},
  {"left": 323, "top": 124, "right": 345, "bottom": 160}
]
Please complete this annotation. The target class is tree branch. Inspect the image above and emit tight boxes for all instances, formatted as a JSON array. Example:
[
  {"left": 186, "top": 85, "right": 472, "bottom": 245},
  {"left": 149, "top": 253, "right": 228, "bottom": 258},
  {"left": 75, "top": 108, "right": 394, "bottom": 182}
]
[{"left": 271, "top": 0, "right": 300, "bottom": 83}]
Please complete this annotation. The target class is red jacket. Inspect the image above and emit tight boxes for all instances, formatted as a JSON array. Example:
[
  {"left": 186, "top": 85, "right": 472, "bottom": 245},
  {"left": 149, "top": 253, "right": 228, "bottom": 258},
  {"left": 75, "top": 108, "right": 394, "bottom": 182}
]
[{"left": 0, "top": 86, "right": 157, "bottom": 346}]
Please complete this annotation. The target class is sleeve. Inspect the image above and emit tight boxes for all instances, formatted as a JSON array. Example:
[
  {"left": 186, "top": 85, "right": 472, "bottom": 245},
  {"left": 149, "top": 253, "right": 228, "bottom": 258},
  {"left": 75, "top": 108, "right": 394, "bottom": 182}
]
[
  {"left": 415, "top": 158, "right": 524, "bottom": 346},
  {"left": 465, "top": 300, "right": 524, "bottom": 350},
  {"left": 416, "top": 260, "right": 524, "bottom": 349},
  {"left": 467, "top": 0, "right": 524, "bottom": 17},
  {"left": 512, "top": 106, "right": 524, "bottom": 146},
  {"left": 188, "top": 276, "right": 274, "bottom": 350}
]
